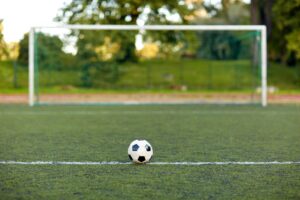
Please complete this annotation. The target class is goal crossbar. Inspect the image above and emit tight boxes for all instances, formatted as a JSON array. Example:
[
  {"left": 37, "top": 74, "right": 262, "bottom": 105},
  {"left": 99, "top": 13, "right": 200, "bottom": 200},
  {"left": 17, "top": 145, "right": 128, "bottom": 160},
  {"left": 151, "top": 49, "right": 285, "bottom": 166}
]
[
  {"left": 32, "top": 24, "right": 266, "bottom": 31},
  {"left": 29, "top": 25, "right": 267, "bottom": 106}
]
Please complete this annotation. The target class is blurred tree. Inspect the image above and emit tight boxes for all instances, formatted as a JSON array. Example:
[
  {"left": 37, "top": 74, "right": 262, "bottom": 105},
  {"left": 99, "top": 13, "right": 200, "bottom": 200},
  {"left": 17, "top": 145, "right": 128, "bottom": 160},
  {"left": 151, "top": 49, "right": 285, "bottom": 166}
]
[
  {"left": 186, "top": 1, "right": 251, "bottom": 61},
  {"left": 137, "top": 43, "right": 159, "bottom": 59},
  {"left": 55, "top": 0, "right": 198, "bottom": 63},
  {"left": 6, "top": 42, "right": 19, "bottom": 60},
  {"left": 272, "top": 0, "right": 300, "bottom": 66},
  {"left": 200, "top": 0, "right": 250, "bottom": 24},
  {"left": 0, "top": 19, "right": 9, "bottom": 61},
  {"left": 18, "top": 32, "right": 73, "bottom": 70},
  {"left": 56, "top": 0, "right": 201, "bottom": 87},
  {"left": 197, "top": 31, "right": 243, "bottom": 60},
  {"left": 36, "top": 33, "right": 66, "bottom": 70},
  {"left": 250, "top": 0, "right": 273, "bottom": 67},
  {"left": 17, "top": 33, "right": 29, "bottom": 66},
  {"left": 251, "top": 0, "right": 300, "bottom": 66},
  {"left": 188, "top": 0, "right": 251, "bottom": 61},
  {"left": 56, "top": 0, "right": 195, "bottom": 25},
  {"left": 250, "top": 0, "right": 274, "bottom": 35}
]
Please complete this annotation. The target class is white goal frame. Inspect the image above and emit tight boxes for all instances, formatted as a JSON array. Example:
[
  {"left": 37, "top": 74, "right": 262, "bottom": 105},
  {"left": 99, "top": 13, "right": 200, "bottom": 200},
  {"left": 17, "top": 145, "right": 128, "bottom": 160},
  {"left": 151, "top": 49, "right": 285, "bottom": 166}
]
[{"left": 29, "top": 25, "right": 267, "bottom": 106}]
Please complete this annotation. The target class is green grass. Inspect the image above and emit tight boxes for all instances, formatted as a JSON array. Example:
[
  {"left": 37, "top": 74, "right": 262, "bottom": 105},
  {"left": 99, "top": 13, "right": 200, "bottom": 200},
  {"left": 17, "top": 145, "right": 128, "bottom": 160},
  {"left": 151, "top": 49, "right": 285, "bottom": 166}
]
[
  {"left": 118, "top": 59, "right": 257, "bottom": 89},
  {"left": 35, "top": 59, "right": 260, "bottom": 91},
  {"left": 1, "top": 60, "right": 300, "bottom": 94},
  {"left": 0, "top": 105, "right": 300, "bottom": 199},
  {"left": 268, "top": 62, "right": 300, "bottom": 89},
  {"left": 0, "top": 61, "right": 28, "bottom": 91}
]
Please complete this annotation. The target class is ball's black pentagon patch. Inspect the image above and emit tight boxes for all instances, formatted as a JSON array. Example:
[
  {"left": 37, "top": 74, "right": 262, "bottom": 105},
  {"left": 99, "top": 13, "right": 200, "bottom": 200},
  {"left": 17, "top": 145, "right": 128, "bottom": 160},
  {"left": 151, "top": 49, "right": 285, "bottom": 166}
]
[
  {"left": 138, "top": 156, "right": 146, "bottom": 162},
  {"left": 145, "top": 144, "right": 151, "bottom": 151},
  {"left": 128, "top": 154, "right": 133, "bottom": 160},
  {"left": 132, "top": 144, "right": 139, "bottom": 151}
]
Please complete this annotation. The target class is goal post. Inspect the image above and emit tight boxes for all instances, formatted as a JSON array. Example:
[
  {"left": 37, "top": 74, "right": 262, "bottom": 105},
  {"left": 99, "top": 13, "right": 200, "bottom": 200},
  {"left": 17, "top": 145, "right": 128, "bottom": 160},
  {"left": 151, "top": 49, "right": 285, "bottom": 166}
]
[
  {"left": 28, "top": 25, "right": 267, "bottom": 106},
  {"left": 29, "top": 28, "right": 35, "bottom": 106}
]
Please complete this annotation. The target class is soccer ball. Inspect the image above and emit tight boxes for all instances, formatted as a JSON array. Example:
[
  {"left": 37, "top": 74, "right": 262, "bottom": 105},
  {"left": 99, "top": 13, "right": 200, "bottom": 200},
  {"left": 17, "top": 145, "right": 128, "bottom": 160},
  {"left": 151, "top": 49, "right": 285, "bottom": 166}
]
[{"left": 128, "top": 139, "right": 153, "bottom": 164}]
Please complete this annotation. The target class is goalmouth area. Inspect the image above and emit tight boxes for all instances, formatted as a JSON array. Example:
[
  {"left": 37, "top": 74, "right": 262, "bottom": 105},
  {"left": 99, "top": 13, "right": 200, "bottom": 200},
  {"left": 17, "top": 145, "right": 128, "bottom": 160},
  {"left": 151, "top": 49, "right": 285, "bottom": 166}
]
[{"left": 28, "top": 25, "right": 268, "bottom": 106}]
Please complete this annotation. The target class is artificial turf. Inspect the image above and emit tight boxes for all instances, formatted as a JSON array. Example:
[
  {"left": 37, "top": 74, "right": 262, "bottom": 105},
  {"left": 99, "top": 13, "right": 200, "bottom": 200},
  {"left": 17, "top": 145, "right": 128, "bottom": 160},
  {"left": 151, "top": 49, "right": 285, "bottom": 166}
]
[{"left": 0, "top": 104, "right": 300, "bottom": 199}]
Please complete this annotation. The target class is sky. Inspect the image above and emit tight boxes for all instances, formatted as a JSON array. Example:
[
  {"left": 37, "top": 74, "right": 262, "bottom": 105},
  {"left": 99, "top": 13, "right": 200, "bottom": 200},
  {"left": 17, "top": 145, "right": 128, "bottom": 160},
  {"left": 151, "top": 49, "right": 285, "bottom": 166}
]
[
  {"left": 0, "top": 0, "right": 70, "bottom": 43},
  {"left": 0, "top": 0, "right": 250, "bottom": 43}
]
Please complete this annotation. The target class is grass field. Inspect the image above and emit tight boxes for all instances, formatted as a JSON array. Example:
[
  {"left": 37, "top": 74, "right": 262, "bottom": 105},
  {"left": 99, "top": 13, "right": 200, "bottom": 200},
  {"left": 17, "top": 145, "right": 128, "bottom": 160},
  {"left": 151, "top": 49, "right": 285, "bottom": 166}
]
[{"left": 0, "top": 104, "right": 300, "bottom": 199}]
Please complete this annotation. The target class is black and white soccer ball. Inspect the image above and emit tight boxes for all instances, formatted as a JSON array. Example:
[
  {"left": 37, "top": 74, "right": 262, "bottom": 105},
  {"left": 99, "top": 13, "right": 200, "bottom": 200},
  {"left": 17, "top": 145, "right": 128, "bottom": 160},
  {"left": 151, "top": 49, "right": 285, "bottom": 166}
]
[{"left": 128, "top": 139, "right": 153, "bottom": 164}]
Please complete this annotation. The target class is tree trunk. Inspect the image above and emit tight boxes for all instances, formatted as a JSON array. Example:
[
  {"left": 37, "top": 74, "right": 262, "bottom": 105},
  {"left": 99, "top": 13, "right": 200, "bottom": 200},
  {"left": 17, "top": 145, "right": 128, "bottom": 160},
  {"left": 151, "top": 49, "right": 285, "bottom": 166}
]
[
  {"left": 264, "top": 0, "right": 275, "bottom": 36},
  {"left": 221, "top": 0, "right": 230, "bottom": 22},
  {"left": 250, "top": 0, "right": 260, "bottom": 24},
  {"left": 250, "top": 0, "right": 260, "bottom": 68}
]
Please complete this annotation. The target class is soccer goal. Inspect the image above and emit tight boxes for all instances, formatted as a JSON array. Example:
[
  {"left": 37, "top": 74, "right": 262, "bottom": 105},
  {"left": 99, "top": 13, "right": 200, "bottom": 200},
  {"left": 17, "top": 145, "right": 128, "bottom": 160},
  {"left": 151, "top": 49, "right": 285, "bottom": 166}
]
[{"left": 29, "top": 25, "right": 267, "bottom": 106}]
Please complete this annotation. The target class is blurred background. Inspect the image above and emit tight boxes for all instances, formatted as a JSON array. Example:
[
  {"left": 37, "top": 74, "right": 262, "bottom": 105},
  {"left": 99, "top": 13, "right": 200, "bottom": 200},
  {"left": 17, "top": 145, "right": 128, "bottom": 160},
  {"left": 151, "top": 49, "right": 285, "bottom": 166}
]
[{"left": 0, "top": 0, "right": 299, "bottom": 104}]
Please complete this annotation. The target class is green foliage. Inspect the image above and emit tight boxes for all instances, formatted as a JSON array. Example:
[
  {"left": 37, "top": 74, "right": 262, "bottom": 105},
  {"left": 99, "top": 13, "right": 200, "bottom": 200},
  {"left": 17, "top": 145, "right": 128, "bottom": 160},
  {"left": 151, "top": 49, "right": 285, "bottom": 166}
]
[
  {"left": 55, "top": 0, "right": 197, "bottom": 64},
  {"left": 75, "top": 30, "right": 137, "bottom": 63},
  {"left": 36, "top": 33, "right": 65, "bottom": 70},
  {"left": 74, "top": 30, "right": 137, "bottom": 87},
  {"left": 0, "top": 61, "right": 28, "bottom": 90},
  {"left": 80, "top": 61, "right": 119, "bottom": 88},
  {"left": 55, "top": 0, "right": 202, "bottom": 82},
  {"left": 56, "top": 0, "right": 194, "bottom": 25},
  {"left": 197, "top": 31, "right": 241, "bottom": 60},
  {"left": 142, "top": 31, "right": 201, "bottom": 59},
  {"left": 0, "top": 105, "right": 300, "bottom": 199},
  {"left": 18, "top": 33, "right": 74, "bottom": 70},
  {"left": 0, "top": 20, "right": 9, "bottom": 60},
  {"left": 272, "top": 0, "right": 300, "bottom": 65},
  {"left": 202, "top": 0, "right": 250, "bottom": 25},
  {"left": 17, "top": 33, "right": 29, "bottom": 65},
  {"left": 286, "top": 31, "right": 300, "bottom": 59}
]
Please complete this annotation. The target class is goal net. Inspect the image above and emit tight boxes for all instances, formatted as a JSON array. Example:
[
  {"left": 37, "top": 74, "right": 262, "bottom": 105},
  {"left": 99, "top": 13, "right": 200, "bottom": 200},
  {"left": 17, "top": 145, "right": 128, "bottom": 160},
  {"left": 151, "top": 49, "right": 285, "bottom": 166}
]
[{"left": 29, "top": 25, "right": 267, "bottom": 106}]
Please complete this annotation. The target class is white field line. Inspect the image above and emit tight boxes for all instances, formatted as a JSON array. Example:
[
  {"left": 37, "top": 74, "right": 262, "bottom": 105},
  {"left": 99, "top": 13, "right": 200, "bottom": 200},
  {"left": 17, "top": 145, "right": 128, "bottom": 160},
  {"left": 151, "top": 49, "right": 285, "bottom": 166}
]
[
  {"left": 1, "top": 161, "right": 300, "bottom": 166},
  {"left": 0, "top": 111, "right": 299, "bottom": 115}
]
